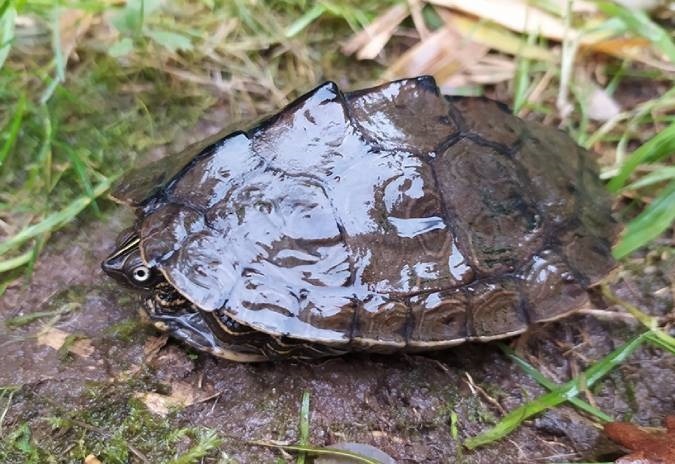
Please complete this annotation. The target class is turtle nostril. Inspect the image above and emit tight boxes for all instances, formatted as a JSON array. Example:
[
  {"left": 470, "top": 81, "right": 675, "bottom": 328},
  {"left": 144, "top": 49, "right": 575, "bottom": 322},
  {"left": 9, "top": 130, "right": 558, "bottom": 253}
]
[{"left": 101, "top": 256, "right": 122, "bottom": 275}]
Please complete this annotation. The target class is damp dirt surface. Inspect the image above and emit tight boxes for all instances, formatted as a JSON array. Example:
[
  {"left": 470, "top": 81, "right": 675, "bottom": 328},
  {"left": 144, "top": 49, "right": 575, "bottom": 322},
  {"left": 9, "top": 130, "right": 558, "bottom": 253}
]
[{"left": 1, "top": 135, "right": 674, "bottom": 464}]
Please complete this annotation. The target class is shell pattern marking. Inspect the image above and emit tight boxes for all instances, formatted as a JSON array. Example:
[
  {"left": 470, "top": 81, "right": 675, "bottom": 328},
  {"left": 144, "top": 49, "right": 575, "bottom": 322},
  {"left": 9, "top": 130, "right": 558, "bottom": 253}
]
[{"left": 136, "top": 76, "right": 618, "bottom": 350}]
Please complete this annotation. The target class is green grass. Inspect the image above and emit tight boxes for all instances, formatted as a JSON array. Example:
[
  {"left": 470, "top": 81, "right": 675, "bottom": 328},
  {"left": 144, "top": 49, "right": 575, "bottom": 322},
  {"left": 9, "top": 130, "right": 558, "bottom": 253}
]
[
  {"left": 465, "top": 331, "right": 652, "bottom": 449},
  {"left": 297, "top": 390, "right": 310, "bottom": 464},
  {"left": 465, "top": 285, "right": 675, "bottom": 449},
  {"left": 166, "top": 430, "right": 223, "bottom": 464},
  {"left": 498, "top": 344, "right": 614, "bottom": 423},
  {"left": 609, "top": 122, "right": 675, "bottom": 258}
]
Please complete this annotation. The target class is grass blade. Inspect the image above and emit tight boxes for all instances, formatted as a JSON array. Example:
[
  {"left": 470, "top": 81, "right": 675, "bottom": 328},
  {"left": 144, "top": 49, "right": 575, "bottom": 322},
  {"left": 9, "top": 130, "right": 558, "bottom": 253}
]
[
  {"left": 464, "top": 332, "right": 650, "bottom": 449},
  {"left": 56, "top": 141, "right": 100, "bottom": 216},
  {"left": 596, "top": 1, "right": 675, "bottom": 63},
  {"left": 0, "top": 3, "right": 15, "bottom": 70},
  {"left": 450, "top": 410, "right": 459, "bottom": 440},
  {"left": 166, "top": 429, "right": 222, "bottom": 464},
  {"left": 285, "top": 3, "right": 326, "bottom": 38},
  {"left": 41, "top": 8, "right": 67, "bottom": 104},
  {"left": 512, "top": 37, "right": 532, "bottom": 114},
  {"left": 498, "top": 344, "right": 613, "bottom": 422},
  {"left": 297, "top": 391, "right": 311, "bottom": 464},
  {"left": 447, "top": 15, "right": 553, "bottom": 62},
  {"left": 623, "top": 167, "right": 675, "bottom": 191},
  {"left": 646, "top": 333, "right": 675, "bottom": 355},
  {"left": 608, "top": 120, "right": 675, "bottom": 192},
  {"left": 0, "top": 92, "right": 26, "bottom": 168},
  {"left": 233, "top": 0, "right": 261, "bottom": 33},
  {"left": 0, "top": 178, "right": 113, "bottom": 256},
  {"left": 0, "top": 249, "right": 33, "bottom": 273},
  {"left": 248, "top": 441, "right": 384, "bottom": 464},
  {"left": 0, "top": 388, "right": 16, "bottom": 435},
  {"left": 602, "top": 286, "right": 675, "bottom": 352},
  {"left": 612, "top": 179, "right": 675, "bottom": 259},
  {"left": 5, "top": 303, "right": 77, "bottom": 328}
]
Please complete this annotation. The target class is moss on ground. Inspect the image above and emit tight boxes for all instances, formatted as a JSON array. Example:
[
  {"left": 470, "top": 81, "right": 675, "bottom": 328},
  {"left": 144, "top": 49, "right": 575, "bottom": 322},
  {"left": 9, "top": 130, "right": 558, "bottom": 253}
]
[{"left": 0, "top": 380, "right": 223, "bottom": 464}]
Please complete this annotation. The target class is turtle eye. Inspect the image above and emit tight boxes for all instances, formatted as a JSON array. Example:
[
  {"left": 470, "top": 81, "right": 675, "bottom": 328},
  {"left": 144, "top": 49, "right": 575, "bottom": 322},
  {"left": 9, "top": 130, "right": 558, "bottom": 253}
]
[{"left": 131, "top": 265, "right": 151, "bottom": 283}]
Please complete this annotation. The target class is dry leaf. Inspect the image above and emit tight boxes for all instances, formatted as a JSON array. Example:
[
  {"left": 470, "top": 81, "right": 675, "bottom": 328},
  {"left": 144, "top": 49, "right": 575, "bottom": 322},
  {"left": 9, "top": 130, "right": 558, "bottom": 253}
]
[
  {"left": 385, "top": 25, "right": 488, "bottom": 83},
  {"left": 135, "top": 381, "right": 214, "bottom": 417},
  {"left": 341, "top": 4, "right": 409, "bottom": 59},
  {"left": 58, "top": 9, "right": 94, "bottom": 65},
  {"left": 463, "top": 55, "right": 516, "bottom": 84},
  {"left": 408, "top": 0, "right": 430, "bottom": 40},
  {"left": 143, "top": 334, "right": 169, "bottom": 361},
  {"left": 84, "top": 454, "right": 102, "bottom": 464},
  {"left": 585, "top": 37, "right": 675, "bottom": 73},
  {"left": 428, "top": 0, "right": 576, "bottom": 42},
  {"left": 438, "top": 9, "right": 554, "bottom": 62},
  {"left": 605, "top": 416, "right": 675, "bottom": 464},
  {"left": 37, "top": 327, "right": 94, "bottom": 358},
  {"left": 587, "top": 86, "right": 622, "bottom": 122},
  {"left": 547, "top": 0, "right": 598, "bottom": 14}
]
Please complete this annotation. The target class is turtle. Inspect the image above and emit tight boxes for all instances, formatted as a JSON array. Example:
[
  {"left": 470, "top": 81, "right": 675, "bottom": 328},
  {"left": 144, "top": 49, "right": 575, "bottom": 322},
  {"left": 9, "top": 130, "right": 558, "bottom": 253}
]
[{"left": 102, "top": 76, "right": 620, "bottom": 362}]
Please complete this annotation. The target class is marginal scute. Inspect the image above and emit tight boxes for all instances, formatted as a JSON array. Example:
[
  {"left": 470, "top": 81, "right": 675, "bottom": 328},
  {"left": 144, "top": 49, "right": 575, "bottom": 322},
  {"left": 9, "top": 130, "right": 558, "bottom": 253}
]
[
  {"left": 351, "top": 296, "right": 410, "bottom": 349},
  {"left": 517, "top": 250, "right": 589, "bottom": 322},
  {"left": 562, "top": 232, "right": 616, "bottom": 285},
  {"left": 577, "top": 148, "right": 621, "bottom": 239},
  {"left": 514, "top": 124, "right": 580, "bottom": 224},
  {"left": 468, "top": 279, "right": 527, "bottom": 339},
  {"left": 409, "top": 289, "right": 467, "bottom": 344}
]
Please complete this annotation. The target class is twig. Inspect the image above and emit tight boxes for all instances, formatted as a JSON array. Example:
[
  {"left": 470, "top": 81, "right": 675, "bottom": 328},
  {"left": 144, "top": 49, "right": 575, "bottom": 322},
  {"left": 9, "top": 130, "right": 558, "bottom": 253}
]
[
  {"left": 0, "top": 390, "right": 15, "bottom": 434},
  {"left": 464, "top": 372, "right": 506, "bottom": 415}
]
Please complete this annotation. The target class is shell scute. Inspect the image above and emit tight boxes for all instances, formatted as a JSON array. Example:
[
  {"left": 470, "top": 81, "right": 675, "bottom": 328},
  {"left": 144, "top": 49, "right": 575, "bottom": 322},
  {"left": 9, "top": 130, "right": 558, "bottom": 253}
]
[
  {"left": 346, "top": 76, "right": 459, "bottom": 153},
  {"left": 516, "top": 250, "right": 589, "bottom": 322},
  {"left": 167, "top": 133, "right": 261, "bottom": 211},
  {"left": 448, "top": 96, "right": 523, "bottom": 148},
  {"left": 467, "top": 279, "right": 527, "bottom": 340},
  {"left": 145, "top": 169, "right": 351, "bottom": 313},
  {"left": 351, "top": 297, "right": 410, "bottom": 350},
  {"left": 434, "top": 138, "right": 544, "bottom": 275},
  {"left": 408, "top": 289, "right": 468, "bottom": 347},
  {"left": 251, "top": 81, "right": 354, "bottom": 175}
]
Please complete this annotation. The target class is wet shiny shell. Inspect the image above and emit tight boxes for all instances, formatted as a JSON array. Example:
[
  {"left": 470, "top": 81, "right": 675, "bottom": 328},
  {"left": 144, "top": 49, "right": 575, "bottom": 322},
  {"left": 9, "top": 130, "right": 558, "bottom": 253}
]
[{"left": 113, "top": 76, "right": 619, "bottom": 351}]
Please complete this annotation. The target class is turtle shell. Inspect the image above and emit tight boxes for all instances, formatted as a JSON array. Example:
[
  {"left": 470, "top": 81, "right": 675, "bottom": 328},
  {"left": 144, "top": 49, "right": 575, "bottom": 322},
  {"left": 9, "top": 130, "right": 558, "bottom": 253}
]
[{"left": 113, "top": 76, "right": 619, "bottom": 351}]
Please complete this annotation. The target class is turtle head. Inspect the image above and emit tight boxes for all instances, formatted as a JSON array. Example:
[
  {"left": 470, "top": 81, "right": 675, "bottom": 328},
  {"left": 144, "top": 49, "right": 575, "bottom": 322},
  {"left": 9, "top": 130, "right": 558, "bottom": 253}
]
[
  {"left": 103, "top": 227, "right": 191, "bottom": 318},
  {"left": 102, "top": 228, "right": 163, "bottom": 290}
]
